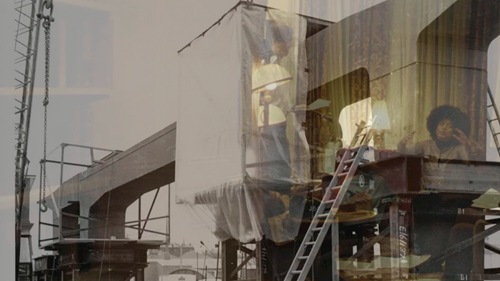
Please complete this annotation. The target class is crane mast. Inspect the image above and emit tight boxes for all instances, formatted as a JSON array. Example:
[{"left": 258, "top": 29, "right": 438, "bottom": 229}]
[{"left": 14, "top": 1, "right": 54, "bottom": 280}]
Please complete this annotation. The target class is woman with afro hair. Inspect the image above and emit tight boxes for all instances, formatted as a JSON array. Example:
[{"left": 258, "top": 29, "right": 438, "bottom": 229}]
[
  {"left": 398, "top": 105, "right": 479, "bottom": 161},
  {"left": 398, "top": 105, "right": 483, "bottom": 276}
]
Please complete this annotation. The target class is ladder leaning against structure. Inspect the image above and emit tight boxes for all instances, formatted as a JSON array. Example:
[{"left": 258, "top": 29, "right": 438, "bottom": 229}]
[
  {"left": 284, "top": 122, "right": 372, "bottom": 281},
  {"left": 486, "top": 85, "right": 500, "bottom": 157}
]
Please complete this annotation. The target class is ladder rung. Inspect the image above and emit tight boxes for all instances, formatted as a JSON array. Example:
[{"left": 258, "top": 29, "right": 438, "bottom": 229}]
[
  {"left": 318, "top": 213, "right": 329, "bottom": 218},
  {"left": 292, "top": 271, "right": 302, "bottom": 274},
  {"left": 313, "top": 227, "right": 323, "bottom": 231},
  {"left": 488, "top": 104, "right": 494, "bottom": 107},
  {"left": 305, "top": 241, "right": 315, "bottom": 246},
  {"left": 490, "top": 118, "right": 498, "bottom": 122},
  {"left": 298, "top": 256, "right": 309, "bottom": 260},
  {"left": 338, "top": 172, "right": 348, "bottom": 177},
  {"left": 344, "top": 159, "right": 354, "bottom": 164},
  {"left": 341, "top": 164, "right": 351, "bottom": 171},
  {"left": 325, "top": 199, "right": 335, "bottom": 204}
]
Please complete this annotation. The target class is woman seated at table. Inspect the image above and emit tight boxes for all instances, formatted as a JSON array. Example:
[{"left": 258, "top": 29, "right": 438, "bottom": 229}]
[
  {"left": 397, "top": 105, "right": 481, "bottom": 161},
  {"left": 398, "top": 105, "right": 483, "bottom": 278}
]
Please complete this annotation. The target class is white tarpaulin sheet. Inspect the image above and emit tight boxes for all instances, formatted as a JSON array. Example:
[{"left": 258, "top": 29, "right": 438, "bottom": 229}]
[{"left": 177, "top": 5, "right": 309, "bottom": 243}]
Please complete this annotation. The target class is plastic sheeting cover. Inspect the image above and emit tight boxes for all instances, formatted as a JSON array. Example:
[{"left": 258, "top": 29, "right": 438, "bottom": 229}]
[{"left": 176, "top": 5, "right": 309, "bottom": 243}]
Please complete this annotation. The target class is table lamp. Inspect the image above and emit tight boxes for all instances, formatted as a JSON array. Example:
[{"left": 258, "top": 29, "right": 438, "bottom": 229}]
[
  {"left": 371, "top": 100, "right": 391, "bottom": 149},
  {"left": 252, "top": 63, "right": 292, "bottom": 127}
]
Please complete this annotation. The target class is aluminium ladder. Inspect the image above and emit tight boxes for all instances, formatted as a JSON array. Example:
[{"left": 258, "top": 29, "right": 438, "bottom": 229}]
[
  {"left": 487, "top": 85, "right": 500, "bottom": 157},
  {"left": 284, "top": 124, "right": 372, "bottom": 281}
]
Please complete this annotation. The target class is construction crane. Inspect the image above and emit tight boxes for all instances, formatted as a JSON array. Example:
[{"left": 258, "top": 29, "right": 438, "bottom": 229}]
[{"left": 14, "top": 0, "right": 54, "bottom": 280}]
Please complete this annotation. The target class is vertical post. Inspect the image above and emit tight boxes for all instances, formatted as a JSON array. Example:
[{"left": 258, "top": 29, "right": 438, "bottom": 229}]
[
  {"left": 389, "top": 202, "right": 399, "bottom": 280},
  {"left": 136, "top": 268, "right": 144, "bottom": 281},
  {"left": 216, "top": 242, "right": 220, "bottom": 280},
  {"left": 59, "top": 144, "right": 65, "bottom": 240},
  {"left": 204, "top": 249, "right": 208, "bottom": 277},
  {"left": 331, "top": 222, "right": 339, "bottom": 281},
  {"left": 138, "top": 196, "right": 141, "bottom": 239},
  {"left": 222, "top": 239, "right": 238, "bottom": 281},
  {"left": 240, "top": 250, "right": 243, "bottom": 279},
  {"left": 255, "top": 241, "right": 262, "bottom": 281},
  {"left": 38, "top": 163, "right": 43, "bottom": 248},
  {"left": 168, "top": 184, "right": 171, "bottom": 243},
  {"left": 399, "top": 199, "right": 411, "bottom": 280},
  {"left": 28, "top": 238, "right": 33, "bottom": 264},
  {"left": 472, "top": 220, "right": 487, "bottom": 277}
]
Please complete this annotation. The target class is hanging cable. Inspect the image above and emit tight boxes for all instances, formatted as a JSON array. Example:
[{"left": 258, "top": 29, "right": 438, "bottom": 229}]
[{"left": 40, "top": 4, "right": 52, "bottom": 213}]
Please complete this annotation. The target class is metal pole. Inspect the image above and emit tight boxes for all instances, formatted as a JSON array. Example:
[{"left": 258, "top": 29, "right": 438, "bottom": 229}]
[
  {"left": 124, "top": 216, "right": 169, "bottom": 225},
  {"left": 204, "top": 249, "right": 207, "bottom": 278},
  {"left": 256, "top": 241, "right": 262, "bottom": 281},
  {"left": 59, "top": 144, "right": 65, "bottom": 240},
  {"left": 15, "top": 2, "right": 41, "bottom": 280},
  {"left": 168, "top": 184, "right": 171, "bottom": 243},
  {"left": 216, "top": 242, "right": 220, "bottom": 280},
  {"left": 331, "top": 223, "right": 339, "bottom": 281},
  {"left": 140, "top": 188, "right": 160, "bottom": 239},
  {"left": 59, "top": 143, "right": 116, "bottom": 152},
  {"left": 38, "top": 162, "right": 43, "bottom": 248},
  {"left": 138, "top": 196, "right": 141, "bottom": 239}
]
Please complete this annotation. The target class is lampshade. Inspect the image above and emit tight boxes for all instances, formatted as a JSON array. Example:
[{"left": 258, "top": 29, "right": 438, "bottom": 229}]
[
  {"left": 252, "top": 64, "right": 292, "bottom": 92},
  {"left": 371, "top": 100, "right": 391, "bottom": 130}
]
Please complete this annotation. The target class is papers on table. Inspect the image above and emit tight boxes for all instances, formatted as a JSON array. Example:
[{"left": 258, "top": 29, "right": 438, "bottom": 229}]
[{"left": 472, "top": 188, "right": 500, "bottom": 210}]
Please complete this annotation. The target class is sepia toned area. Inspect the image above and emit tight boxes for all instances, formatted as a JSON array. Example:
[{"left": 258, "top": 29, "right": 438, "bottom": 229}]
[{"left": 4, "top": 0, "right": 500, "bottom": 281}]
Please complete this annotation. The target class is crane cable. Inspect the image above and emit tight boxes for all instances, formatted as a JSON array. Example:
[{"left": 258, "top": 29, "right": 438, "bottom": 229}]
[{"left": 40, "top": 2, "right": 53, "bottom": 213}]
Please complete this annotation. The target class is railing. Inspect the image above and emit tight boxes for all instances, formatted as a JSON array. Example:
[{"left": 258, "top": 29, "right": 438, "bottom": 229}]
[{"left": 38, "top": 143, "right": 171, "bottom": 247}]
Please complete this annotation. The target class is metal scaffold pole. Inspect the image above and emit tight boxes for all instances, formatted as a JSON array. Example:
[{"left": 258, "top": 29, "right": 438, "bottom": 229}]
[{"left": 13, "top": 0, "right": 54, "bottom": 280}]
